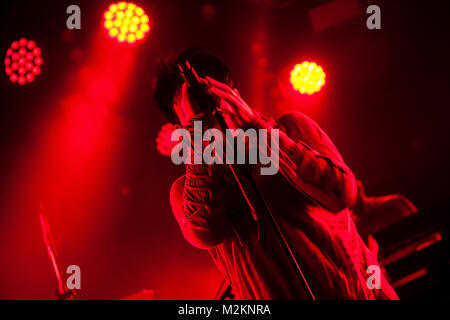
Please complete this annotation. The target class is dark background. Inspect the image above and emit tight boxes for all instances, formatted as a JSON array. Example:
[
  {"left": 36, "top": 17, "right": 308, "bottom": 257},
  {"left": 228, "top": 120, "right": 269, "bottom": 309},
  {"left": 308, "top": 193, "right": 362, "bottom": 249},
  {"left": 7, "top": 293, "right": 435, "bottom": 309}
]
[{"left": 0, "top": 0, "right": 448, "bottom": 299}]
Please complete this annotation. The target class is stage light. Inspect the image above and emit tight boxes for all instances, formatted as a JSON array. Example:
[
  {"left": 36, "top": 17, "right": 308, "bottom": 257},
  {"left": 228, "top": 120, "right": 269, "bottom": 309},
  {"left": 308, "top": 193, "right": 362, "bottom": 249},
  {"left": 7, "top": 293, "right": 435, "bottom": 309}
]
[
  {"left": 103, "top": 2, "right": 150, "bottom": 45},
  {"left": 290, "top": 61, "right": 326, "bottom": 95},
  {"left": 156, "top": 123, "right": 180, "bottom": 157},
  {"left": 4, "top": 38, "right": 43, "bottom": 85}
]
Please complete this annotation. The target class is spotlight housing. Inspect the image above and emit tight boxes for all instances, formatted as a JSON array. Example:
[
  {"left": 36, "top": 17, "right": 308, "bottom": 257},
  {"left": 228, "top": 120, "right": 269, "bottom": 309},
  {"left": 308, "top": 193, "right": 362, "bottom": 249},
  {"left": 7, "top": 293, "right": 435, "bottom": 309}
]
[
  {"left": 103, "top": 2, "right": 150, "bottom": 45},
  {"left": 4, "top": 38, "right": 43, "bottom": 85},
  {"left": 290, "top": 61, "right": 326, "bottom": 95},
  {"left": 156, "top": 123, "right": 180, "bottom": 157}
]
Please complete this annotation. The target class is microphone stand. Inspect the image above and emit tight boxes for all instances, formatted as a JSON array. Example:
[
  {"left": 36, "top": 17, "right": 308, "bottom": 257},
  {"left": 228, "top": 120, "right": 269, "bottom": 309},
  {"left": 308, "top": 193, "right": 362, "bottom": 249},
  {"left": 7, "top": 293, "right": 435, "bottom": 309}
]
[
  {"left": 39, "top": 205, "right": 75, "bottom": 300},
  {"left": 178, "top": 61, "right": 316, "bottom": 300}
]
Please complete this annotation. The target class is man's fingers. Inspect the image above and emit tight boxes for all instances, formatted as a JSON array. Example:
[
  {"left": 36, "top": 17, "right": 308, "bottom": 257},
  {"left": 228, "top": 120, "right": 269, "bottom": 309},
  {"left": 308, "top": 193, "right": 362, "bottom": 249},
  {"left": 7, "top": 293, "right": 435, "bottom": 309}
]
[
  {"left": 208, "top": 87, "right": 242, "bottom": 111},
  {"left": 220, "top": 100, "right": 234, "bottom": 114},
  {"left": 203, "top": 76, "right": 248, "bottom": 113},
  {"left": 205, "top": 76, "right": 236, "bottom": 96},
  {"left": 204, "top": 78, "right": 257, "bottom": 126},
  {"left": 209, "top": 86, "right": 251, "bottom": 122},
  {"left": 209, "top": 87, "right": 255, "bottom": 123}
]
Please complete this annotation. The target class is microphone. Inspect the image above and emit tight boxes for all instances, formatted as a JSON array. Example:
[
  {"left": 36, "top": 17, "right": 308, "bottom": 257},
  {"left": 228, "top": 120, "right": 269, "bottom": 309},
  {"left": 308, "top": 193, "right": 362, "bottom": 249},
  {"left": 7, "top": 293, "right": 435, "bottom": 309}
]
[{"left": 177, "top": 59, "right": 219, "bottom": 115}]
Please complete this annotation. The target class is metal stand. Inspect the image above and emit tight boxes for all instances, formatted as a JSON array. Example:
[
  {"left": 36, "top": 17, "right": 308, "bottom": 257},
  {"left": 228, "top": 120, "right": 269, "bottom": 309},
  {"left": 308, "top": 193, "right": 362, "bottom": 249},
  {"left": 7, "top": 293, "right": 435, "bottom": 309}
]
[
  {"left": 39, "top": 205, "right": 75, "bottom": 300},
  {"left": 213, "top": 108, "right": 316, "bottom": 300}
]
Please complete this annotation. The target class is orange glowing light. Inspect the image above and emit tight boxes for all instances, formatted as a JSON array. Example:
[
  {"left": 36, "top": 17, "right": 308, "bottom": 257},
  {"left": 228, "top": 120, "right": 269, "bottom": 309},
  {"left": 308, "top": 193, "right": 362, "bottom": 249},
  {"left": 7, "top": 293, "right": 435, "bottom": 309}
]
[
  {"left": 4, "top": 38, "right": 43, "bottom": 85},
  {"left": 290, "top": 61, "right": 326, "bottom": 95},
  {"left": 103, "top": 2, "right": 150, "bottom": 45}
]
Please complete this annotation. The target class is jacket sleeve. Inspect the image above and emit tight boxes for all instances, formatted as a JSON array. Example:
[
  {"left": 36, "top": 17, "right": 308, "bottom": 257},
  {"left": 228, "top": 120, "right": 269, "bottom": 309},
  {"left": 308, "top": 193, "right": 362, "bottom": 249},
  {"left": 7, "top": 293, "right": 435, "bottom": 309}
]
[
  {"left": 170, "top": 164, "right": 231, "bottom": 249},
  {"left": 270, "top": 111, "right": 357, "bottom": 213}
]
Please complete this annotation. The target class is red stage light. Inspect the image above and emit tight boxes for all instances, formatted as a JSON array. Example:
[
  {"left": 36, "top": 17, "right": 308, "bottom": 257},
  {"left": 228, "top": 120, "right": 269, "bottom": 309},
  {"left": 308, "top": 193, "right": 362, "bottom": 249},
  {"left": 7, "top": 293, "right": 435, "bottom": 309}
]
[
  {"left": 156, "top": 123, "right": 180, "bottom": 157},
  {"left": 4, "top": 38, "right": 43, "bottom": 85},
  {"left": 290, "top": 61, "right": 326, "bottom": 95},
  {"left": 103, "top": 2, "right": 150, "bottom": 45}
]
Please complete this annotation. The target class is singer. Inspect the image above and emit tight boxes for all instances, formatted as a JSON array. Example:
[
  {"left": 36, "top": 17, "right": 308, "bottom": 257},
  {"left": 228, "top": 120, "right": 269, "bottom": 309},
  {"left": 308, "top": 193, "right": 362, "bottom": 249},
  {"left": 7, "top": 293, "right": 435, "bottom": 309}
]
[{"left": 153, "top": 48, "right": 399, "bottom": 299}]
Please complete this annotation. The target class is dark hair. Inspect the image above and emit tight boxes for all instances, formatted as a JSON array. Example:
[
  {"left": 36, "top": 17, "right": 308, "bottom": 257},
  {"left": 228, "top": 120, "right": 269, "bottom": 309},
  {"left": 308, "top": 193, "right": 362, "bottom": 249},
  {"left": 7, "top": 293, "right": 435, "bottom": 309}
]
[{"left": 153, "top": 47, "right": 233, "bottom": 124}]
